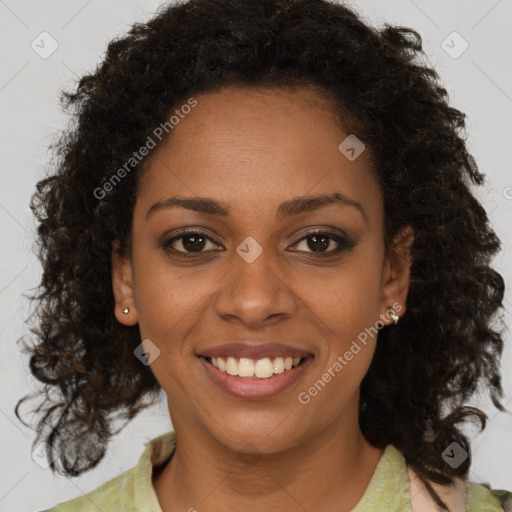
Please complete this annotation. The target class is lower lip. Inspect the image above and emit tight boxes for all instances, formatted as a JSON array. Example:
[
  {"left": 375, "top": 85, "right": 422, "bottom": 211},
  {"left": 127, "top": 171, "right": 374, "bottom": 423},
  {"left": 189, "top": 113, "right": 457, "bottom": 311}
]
[{"left": 198, "top": 356, "right": 314, "bottom": 400}]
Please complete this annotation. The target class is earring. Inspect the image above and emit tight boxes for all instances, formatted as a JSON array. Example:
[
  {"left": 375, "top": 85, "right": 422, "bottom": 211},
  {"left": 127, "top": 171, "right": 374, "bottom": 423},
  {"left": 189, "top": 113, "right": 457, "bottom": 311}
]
[
  {"left": 123, "top": 308, "right": 129, "bottom": 314},
  {"left": 389, "top": 311, "right": 399, "bottom": 325}
]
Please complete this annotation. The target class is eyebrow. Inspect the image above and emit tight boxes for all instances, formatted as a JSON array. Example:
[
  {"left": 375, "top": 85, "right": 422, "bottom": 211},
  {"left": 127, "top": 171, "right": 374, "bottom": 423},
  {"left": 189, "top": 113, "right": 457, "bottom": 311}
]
[{"left": 146, "top": 192, "right": 368, "bottom": 224}]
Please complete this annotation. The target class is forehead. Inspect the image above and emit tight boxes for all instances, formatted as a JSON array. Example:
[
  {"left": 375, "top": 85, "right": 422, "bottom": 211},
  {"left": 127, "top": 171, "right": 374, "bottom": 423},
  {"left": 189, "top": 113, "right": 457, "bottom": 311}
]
[
  {"left": 136, "top": 86, "right": 382, "bottom": 225},
  {"left": 154, "top": 86, "right": 351, "bottom": 167}
]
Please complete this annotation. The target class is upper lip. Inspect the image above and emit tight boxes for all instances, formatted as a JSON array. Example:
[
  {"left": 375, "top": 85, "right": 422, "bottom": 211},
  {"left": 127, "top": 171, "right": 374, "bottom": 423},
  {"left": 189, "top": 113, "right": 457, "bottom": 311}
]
[{"left": 198, "top": 342, "right": 313, "bottom": 360}]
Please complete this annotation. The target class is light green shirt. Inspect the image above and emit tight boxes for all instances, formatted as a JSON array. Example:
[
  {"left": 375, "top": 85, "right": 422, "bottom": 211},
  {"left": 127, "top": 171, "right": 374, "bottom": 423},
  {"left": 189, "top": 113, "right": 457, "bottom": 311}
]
[{"left": 42, "top": 431, "right": 510, "bottom": 511}]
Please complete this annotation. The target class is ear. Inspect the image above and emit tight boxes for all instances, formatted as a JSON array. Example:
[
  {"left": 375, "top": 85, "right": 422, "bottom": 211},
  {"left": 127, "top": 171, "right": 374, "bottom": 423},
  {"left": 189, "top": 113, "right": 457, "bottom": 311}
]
[
  {"left": 111, "top": 240, "right": 138, "bottom": 326},
  {"left": 380, "top": 225, "right": 414, "bottom": 326}
]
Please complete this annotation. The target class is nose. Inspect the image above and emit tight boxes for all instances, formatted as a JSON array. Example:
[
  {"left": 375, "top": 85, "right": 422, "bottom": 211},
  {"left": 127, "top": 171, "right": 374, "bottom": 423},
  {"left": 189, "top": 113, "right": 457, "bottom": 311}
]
[{"left": 213, "top": 244, "right": 297, "bottom": 328}]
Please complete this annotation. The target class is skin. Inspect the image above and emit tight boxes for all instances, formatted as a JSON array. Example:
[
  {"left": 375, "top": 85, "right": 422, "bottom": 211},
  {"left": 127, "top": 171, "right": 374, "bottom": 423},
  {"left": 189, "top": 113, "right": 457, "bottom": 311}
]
[{"left": 111, "top": 86, "right": 414, "bottom": 512}]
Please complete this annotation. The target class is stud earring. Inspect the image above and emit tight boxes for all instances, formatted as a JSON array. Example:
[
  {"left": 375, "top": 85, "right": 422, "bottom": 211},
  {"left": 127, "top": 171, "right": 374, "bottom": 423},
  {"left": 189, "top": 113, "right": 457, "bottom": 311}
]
[
  {"left": 123, "top": 308, "right": 129, "bottom": 314},
  {"left": 389, "top": 311, "right": 399, "bottom": 325}
]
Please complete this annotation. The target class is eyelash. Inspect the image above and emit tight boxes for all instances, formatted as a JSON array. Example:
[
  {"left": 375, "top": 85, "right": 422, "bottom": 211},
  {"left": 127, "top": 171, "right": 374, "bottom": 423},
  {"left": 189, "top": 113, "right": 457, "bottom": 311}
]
[{"left": 161, "top": 228, "right": 353, "bottom": 260}]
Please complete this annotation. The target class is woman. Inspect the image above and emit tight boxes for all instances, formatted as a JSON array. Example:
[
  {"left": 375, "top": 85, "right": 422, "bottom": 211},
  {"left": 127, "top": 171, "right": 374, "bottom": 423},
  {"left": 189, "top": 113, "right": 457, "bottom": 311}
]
[{"left": 17, "top": 0, "right": 511, "bottom": 510}]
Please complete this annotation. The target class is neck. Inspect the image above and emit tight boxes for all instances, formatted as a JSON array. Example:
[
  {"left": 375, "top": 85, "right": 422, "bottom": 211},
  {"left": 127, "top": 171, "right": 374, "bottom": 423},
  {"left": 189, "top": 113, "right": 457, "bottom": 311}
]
[{"left": 153, "top": 414, "right": 384, "bottom": 512}]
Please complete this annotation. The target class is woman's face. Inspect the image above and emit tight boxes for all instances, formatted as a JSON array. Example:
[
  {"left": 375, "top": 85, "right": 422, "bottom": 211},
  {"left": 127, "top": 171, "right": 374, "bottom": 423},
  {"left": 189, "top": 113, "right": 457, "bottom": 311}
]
[{"left": 112, "top": 86, "right": 412, "bottom": 453}]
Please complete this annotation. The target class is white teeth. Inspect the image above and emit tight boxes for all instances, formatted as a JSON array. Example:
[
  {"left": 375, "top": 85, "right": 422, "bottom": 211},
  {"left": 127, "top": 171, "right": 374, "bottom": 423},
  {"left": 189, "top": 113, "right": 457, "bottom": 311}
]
[
  {"left": 273, "top": 357, "right": 284, "bottom": 374},
  {"left": 225, "top": 356, "right": 238, "bottom": 376},
  {"left": 238, "top": 357, "right": 255, "bottom": 377},
  {"left": 254, "top": 358, "right": 274, "bottom": 378},
  {"left": 209, "top": 355, "right": 304, "bottom": 379}
]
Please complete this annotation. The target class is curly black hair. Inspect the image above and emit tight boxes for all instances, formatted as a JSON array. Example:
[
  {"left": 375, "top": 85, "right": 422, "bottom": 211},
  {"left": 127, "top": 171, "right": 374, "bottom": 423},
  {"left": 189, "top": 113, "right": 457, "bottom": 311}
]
[{"left": 16, "top": 0, "right": 508, "bottom": 509}]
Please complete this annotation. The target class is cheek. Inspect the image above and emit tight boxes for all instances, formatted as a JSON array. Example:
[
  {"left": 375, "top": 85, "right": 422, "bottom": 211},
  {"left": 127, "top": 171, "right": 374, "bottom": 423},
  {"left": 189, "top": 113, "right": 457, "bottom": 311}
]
[
  {"left": 301, "top": 264, "right": 382, "bottom": 414},
  {"left": 131, "top": 238, "right": 215, "bottom": 330},
  {"left": 300, "top": 247, "right": 384, "bottom": 388},
  {"left": 306, "top": 254, "right": 384, "bottom": 332}
]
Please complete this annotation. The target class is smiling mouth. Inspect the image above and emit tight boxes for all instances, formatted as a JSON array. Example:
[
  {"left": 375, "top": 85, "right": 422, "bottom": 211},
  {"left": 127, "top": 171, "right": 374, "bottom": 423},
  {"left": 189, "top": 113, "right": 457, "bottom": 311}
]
[{"left": 201, "top": 355, "right": 312, "bottom": 379}]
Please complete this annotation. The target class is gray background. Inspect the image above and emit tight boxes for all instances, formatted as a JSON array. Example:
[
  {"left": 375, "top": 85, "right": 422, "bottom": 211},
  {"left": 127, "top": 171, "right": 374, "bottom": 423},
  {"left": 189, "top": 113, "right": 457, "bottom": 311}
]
[{"left": 1, "top": 1, "right": 511, "bottom": 510}]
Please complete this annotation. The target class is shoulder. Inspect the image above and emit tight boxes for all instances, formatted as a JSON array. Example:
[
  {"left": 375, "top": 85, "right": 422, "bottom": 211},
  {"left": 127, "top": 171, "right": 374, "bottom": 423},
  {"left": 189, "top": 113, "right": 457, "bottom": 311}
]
[
  {"left": 406, "top": 458, "right": 510, "bottom": 512},
  {"left": 466, "top": 482, "right": 512, "bottom": 512},
  {"left": 39, "top": 431, "right": 176, "bottom": 512},
  {"left": 39, "top": 467, "right": 137, "bottom": 511}
]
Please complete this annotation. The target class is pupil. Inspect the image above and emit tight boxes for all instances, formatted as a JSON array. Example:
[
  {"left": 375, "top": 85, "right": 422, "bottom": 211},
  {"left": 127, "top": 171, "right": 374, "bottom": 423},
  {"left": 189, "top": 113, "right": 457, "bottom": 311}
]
[
  {"left": 308, "top": 234, "right": 329, "bottom": 252},
  {"left": 183, "top": 234, "right": 206, "bottom": 252}
]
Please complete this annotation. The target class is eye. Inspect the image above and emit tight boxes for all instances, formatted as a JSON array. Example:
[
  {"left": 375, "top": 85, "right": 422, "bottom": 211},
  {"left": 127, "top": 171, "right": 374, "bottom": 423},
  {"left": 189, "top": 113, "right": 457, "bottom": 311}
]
[
  {"left": 161, "top": 228, "right": 353, "bottom": 260},
  {"left": 161, "top": 230, "right": 221, "bottom": 257},
  {"left": 289, "top": 230, "right": 352, "bottom": 255}
]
